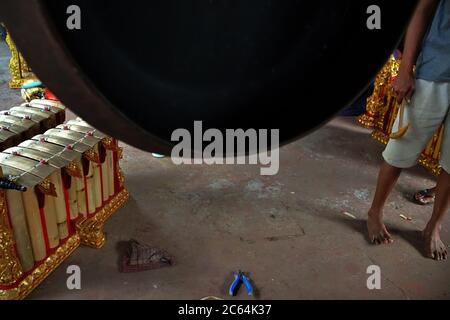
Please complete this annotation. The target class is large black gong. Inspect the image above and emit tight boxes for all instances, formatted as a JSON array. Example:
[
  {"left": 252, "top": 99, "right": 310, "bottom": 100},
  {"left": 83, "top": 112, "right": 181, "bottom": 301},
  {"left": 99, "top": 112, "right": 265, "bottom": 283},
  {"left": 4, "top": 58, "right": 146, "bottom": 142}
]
[{"left": 0, "top": 1, "right": 417, "bottom": 155}]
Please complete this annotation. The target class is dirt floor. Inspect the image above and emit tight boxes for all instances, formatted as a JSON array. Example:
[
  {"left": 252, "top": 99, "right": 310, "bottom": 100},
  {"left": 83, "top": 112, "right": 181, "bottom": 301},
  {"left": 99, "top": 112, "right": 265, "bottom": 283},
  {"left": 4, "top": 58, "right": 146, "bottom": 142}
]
[{"left": 1, "top": 41, "right": 449, "bottom": 300}]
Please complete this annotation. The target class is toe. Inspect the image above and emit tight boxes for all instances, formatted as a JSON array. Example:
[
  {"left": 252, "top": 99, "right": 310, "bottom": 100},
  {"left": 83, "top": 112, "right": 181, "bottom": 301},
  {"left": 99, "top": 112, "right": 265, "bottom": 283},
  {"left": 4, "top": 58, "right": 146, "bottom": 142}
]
[
  {"left": 382, "top": 230, "right": 393, "bottom": 243},
  {"left": 381, "top": 233, "right": 393, "bottom": 244},
  {"left": 373, "top": 237, "right": 380, "bottom": 245},
  {"left": 433, "top": 251, "right": 440, "bottom": 261},
  {"left": 440, "top": 247, "right": 448, "bottom": 260}
]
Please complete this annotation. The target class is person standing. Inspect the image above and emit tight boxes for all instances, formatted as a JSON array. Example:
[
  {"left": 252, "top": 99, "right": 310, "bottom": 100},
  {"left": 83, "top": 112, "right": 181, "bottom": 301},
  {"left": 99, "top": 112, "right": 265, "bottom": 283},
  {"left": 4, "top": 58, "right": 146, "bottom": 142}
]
[{"left": 367, "top": 0, "right": 450, "bottom": 260}]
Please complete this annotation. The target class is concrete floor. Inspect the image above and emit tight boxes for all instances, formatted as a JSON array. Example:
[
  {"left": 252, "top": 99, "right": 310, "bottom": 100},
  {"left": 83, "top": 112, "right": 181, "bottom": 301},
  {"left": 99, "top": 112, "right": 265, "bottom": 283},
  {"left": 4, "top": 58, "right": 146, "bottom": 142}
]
[{"left": 1, "top": 41, "right": 449, "bottom": 300}]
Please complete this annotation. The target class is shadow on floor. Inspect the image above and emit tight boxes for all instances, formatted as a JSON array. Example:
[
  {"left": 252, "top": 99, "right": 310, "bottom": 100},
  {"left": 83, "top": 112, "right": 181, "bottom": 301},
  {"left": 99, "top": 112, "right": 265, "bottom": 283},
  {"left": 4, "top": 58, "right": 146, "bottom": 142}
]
[
  {"left": 304, "top": 119, "right": 439, "bottom": 182},
  {"left": 321, "top": 213, "right": 427, "bottom": 259}
]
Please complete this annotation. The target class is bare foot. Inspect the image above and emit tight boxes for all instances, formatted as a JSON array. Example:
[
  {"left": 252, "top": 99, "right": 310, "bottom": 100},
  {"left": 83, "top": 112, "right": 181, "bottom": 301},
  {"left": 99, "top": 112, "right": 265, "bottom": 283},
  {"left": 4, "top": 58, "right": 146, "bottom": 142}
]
[
  {"left": 367, "top": 210, "right": 394, "bottom": 245},
  {"left": 423, "top": 228, "right": 448, "bottom": 261}
]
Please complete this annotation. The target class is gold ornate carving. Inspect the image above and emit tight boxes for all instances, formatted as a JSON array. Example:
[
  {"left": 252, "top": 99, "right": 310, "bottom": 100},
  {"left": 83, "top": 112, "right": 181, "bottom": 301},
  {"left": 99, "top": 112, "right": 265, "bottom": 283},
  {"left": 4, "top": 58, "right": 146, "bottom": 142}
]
[
  {"left": 5, "top": 31, "right": 37, "bottom": 89},
  {"left": 37, "top": 177, "right": 57, "bottom": 197},
  {"left": 76, "top": 189, "right": 129, "bottom": 249},
  {"left": 358, "top": 55, "right": 397, "bottom": 129},
  {"left": 65, "top": 160, "right": 83, "bottom": 178},
  {"left": 118, "top": 167, "right": 125, "bottom": 189},
  {"left": 0, "top": 235, "right": 80, "bottom": 300},
  {"left": 0, "top": 190, "right": 23, "bottom": 287},
  {"left": 75, "top": 219, "right": 105, "bottom": 249},
  {"left": 101, "top": 137, "right": 118, "bottom": 151},
  {"left": 83, "top": 147, "right": 101, "bottom": 164},
  {"left": 116, "top": 148, "right": 125, "bottom": 189},
  {"left": 418, "top": 127, "right": 444, "bottom": 176}
]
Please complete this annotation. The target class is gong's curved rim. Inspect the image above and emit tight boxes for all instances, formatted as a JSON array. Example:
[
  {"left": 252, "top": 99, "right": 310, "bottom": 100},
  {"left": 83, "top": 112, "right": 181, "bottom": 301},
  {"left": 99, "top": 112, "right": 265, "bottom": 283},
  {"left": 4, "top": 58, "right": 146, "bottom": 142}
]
[
  {"left": 0, "top": 1, "right": 417, "bottom": 155},
  {"left": 0, "top": 0, "right": 173, "bottom": 154}
]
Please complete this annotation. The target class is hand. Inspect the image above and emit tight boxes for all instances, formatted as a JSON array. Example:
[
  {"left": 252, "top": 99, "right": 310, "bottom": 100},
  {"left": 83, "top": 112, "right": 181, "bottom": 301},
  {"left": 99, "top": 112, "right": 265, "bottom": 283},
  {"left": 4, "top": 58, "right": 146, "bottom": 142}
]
[{"left": 392, "top": 70, "right": 415, "bottom": 104}]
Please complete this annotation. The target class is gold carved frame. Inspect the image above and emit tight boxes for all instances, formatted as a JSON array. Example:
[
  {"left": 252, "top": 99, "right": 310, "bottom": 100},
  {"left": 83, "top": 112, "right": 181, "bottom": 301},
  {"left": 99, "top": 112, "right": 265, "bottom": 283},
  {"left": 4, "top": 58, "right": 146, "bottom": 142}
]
[{"left": 4, "top": 29, "right": 37, "bottom": 88}]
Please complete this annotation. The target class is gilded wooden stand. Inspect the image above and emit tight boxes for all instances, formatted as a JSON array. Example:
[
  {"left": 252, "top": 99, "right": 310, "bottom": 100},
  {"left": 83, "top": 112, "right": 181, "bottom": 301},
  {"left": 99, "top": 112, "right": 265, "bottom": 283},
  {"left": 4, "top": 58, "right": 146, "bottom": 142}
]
[
  {"left": 358, "top": 56, "right": 398, "bottom": 129},
  {"left": 76, "top": 188, "right": 130, "bottom": 249},
  {"left": 0, "top": 234, "right": 80, "bottom": 300},
  {"left": 4, "top": 30, "right": 37, "bottom": 89},
  {"left": 0, "top": 189, "right": 23, "bottom": 290},
  {"left": 0, "top": 188, "right": 129, "bottom": 300}
]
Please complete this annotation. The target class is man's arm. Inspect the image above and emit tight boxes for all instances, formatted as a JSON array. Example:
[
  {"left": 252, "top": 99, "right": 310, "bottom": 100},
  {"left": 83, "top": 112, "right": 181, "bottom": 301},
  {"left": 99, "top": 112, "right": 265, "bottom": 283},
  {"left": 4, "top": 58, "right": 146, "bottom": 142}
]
[{"left": 394, "top": 0, "right": 439, "bottom": 103}]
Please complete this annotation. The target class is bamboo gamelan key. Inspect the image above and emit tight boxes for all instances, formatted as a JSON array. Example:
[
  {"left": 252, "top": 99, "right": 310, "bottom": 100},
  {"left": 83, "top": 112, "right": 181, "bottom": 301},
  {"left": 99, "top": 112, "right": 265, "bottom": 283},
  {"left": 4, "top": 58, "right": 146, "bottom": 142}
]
[{"left": 0, "top": 118, "right": 128, "bottom": 300}]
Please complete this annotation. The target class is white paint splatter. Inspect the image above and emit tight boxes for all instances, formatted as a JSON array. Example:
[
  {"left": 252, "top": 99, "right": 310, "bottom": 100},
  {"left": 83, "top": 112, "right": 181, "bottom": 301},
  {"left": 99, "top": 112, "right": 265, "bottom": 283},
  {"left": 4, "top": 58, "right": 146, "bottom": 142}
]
[
  {"left": 245, "top": 179, "right": 264, "bottom": 192},
  {"left": 353, "top": 189, "right": 370, "bottom": 202},
  {"left": 208, "top": 179, "right": 235, "bottom": 190}
]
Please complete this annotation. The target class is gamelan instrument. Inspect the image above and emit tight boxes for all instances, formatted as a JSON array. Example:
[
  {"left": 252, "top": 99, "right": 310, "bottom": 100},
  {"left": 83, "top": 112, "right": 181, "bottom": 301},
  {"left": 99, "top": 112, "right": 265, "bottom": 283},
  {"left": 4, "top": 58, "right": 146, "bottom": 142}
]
[{"left": 0, "top": 118, "right": 128, "bottom": 299}]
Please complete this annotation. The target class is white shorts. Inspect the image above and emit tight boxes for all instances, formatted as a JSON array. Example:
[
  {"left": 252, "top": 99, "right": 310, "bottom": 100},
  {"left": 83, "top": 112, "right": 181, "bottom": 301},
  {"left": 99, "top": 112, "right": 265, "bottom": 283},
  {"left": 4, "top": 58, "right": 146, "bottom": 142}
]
[{"left": 383, "top": 79, "right": 450, "bottom": 173}]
